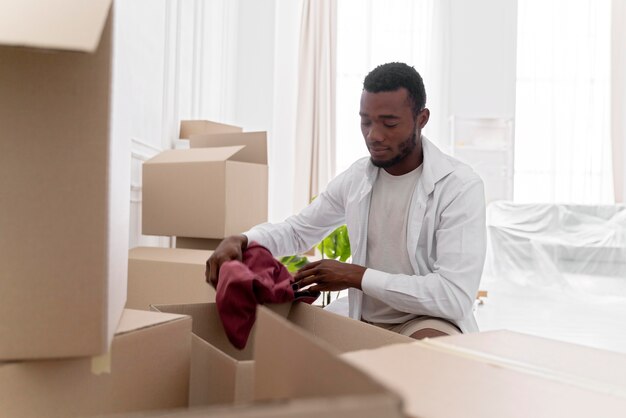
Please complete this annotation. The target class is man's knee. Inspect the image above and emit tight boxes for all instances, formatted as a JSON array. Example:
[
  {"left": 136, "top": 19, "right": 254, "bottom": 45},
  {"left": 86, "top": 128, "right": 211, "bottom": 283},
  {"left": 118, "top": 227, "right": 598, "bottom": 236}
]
[{"left": 409, "top": 327, "right": 449, "bottom": 340}]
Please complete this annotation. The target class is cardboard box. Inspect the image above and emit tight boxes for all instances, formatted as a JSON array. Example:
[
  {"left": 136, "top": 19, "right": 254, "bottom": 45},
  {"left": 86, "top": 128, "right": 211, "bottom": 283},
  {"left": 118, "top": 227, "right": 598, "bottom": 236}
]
[
  {"left": 104, "top": 304, "right": 403, "bottom": 418},
  {"left": 127, "top": 247, "right": 216, "bottom": 310},
  {"left": 152, "top": 302, "right": 412, "bottom": 407},
  {"left": 102, "top": 395, "right": 402, "bottom": 418},
  {"left": 341, "top": 336, "right": 626, "bottom": 418},
  {"left": 0, "top": 309, "right": 191, "bottom": 417},
  {"left": 176, "top": 237, "right": 223, "bottom": 251},
  {"left": 179, "top": 120, "right": 242, "bottom": 139},
  {"left": 142, "top": 145, "right": 268, "bottom": 239},
  {"left": 188, "top": 131, "right": 267, "bottom": 159},
  {"left": 436, "top": 330, "right": 626, "bottom": 388},
  {"left": 0, "top": 0, "right": 128, "bottom": 359}
]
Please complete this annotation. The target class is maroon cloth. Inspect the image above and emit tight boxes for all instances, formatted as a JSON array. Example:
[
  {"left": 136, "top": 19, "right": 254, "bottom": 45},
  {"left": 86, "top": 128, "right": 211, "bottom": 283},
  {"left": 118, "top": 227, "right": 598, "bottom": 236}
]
[{"left": 216, "top": 242, "right": 318, "bottom": 349}]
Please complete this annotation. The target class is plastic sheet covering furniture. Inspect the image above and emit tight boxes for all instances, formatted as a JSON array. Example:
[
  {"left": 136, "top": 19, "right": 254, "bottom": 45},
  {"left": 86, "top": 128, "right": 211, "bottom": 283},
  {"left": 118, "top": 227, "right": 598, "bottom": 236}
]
[
  {"left": 484, "top": 202, "right": 626, "bottom": 290},
  {"left": 477, "top": 202, "right": 626, "bottom": 353}
]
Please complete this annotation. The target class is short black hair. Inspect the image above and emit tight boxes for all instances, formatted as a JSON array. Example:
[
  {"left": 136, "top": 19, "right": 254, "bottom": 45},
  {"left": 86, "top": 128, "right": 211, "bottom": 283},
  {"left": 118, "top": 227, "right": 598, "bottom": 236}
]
[{"left": 363, "top": 62, "right": 426, "bottom": 117}]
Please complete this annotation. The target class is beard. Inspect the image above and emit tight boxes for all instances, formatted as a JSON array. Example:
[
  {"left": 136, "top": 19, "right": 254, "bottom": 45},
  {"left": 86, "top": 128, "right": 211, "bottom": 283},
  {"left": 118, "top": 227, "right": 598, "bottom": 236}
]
[{"left": 370, "top": 130, "right": 417, "bottom": 168}]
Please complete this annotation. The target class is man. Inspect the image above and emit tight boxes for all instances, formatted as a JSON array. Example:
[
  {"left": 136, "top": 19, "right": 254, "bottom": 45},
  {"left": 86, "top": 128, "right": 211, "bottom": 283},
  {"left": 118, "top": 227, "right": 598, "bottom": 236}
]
[{"left": 207, "top": 62, "right": 486, "bottom": 338}]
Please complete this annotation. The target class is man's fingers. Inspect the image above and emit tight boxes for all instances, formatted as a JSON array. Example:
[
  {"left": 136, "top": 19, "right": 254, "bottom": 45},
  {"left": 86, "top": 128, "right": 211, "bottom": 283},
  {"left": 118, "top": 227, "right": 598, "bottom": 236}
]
[
  {"left": 208, "top": 258, "right": 219, "bottom": 288},
  {"left": 295, "top": 260, "right": 321, "bottom": 275}
]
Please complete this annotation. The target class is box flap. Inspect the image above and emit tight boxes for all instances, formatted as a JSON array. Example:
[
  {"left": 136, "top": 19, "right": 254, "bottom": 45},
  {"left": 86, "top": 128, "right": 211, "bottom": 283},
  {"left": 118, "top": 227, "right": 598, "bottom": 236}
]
[
  {"left": 189, "top": 132, "right": 267, "bottom": 164},
  {"left": 288, "top": 304, "right": 412, "bottom": 352},
  {"left": 0, "top": 0, "right": 112, "bottom": 52},
  {"left": 434, "top": 330, "right": 626, "bottom": 388},
  {"left": 254, "top": 306, "right": 397, "bottom": 402},
  {"left": 342, "top": 341, "right": 626, "bottom": 418},
  {"left": 115, "top": 309, "right": 188, "bottom": 336},
  {"left": 145, "top": 147, "right": 247, "bottom": 165},
  {"left": 180, "top": 120, "right": 242, "bottom": 139},
  {"left": 129, "top": 247, "right": 213, "bottom": 265}
]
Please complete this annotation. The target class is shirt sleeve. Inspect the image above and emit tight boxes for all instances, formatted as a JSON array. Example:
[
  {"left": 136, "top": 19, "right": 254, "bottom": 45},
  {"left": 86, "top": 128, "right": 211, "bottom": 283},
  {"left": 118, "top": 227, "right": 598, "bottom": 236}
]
[
  {"left": 361, "top": 176, "right": 486, "bottom": 322},
  {"left": 243, "top": 168, "right": 351, "bottom": 257}
]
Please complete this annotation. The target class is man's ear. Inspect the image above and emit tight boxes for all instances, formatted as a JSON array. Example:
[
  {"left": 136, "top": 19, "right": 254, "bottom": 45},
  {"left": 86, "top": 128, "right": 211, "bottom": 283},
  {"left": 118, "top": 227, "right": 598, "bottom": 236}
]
[{"left": 416, "top": 108, "right": 430, "bottom": 130}]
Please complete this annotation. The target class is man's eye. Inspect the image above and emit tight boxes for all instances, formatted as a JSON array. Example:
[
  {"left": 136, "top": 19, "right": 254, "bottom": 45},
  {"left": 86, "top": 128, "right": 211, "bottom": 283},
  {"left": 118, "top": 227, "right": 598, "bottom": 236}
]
[{"left": 384, "top": 123, "right": 398, "bottom": 128}]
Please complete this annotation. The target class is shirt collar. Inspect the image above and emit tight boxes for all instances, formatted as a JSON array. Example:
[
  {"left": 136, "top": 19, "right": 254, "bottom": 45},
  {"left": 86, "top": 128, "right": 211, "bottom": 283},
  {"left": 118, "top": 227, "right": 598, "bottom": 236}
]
[{"left": 363, "top": 135, "right": 455, "bottom": 196}]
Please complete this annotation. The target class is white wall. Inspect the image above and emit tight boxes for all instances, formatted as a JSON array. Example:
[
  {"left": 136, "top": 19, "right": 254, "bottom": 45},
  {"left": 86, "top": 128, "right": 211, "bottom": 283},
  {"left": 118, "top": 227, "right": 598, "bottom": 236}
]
[
  {"left": 114, "top": 0, "right": 282, "bottom": 249},
  {"left": 114, "top": 0, "right": 520, "bottom": 249},
  {"left": 446, "top": 0, "right": 518, "bottom": 201},
  {"left": 449, "top": 0, "right": 518, "bottom": 121}
]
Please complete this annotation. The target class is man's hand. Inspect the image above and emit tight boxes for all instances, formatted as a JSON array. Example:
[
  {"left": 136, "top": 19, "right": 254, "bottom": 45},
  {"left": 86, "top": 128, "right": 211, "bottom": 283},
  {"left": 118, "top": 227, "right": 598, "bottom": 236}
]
[
  {"left": 293, "top": 259, "right": 366, "bottom": 292},
  {"left": 206, "top": 234, "right": 248, "bottom": 288}
]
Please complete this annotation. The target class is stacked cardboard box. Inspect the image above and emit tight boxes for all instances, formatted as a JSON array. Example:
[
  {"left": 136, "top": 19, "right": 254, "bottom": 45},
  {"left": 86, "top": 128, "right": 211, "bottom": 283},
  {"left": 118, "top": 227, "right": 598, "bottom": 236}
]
[
  {"left": 127, "top": 247, "right": 215, "bottom": 310},
  {"left": 0, "top": 309, "right": 192, "bottom": 417},
  {"left": 143, "top": 120, "right": 268, "bottom": 248},
  {"left": 128, "top": 120, "right": 268, "bottom": 310},
  {"left": 0, "top": 2, "right": 193, "bottom": 416}
]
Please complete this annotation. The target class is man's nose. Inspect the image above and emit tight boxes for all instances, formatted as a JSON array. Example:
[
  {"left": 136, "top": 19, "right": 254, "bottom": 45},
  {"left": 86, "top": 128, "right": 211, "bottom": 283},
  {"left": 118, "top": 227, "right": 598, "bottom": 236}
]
[{"left": 366, "top": 125, "right": 384, "bottom": 142}]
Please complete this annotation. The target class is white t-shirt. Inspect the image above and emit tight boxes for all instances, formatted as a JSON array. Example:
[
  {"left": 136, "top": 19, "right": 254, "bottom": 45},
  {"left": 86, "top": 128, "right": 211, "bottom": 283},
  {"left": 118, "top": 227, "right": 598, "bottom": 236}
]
[{"left": 362, "top": 164, "right": 423, "bottom": 323}]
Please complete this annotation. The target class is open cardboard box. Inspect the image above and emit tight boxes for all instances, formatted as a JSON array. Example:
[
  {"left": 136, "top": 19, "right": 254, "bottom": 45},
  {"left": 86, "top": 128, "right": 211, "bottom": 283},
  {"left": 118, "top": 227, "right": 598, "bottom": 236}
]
[
  {"left": 151, "top": 302, "right": 412, "bottom": 407},
  {"left": 142, "top": 143, "right": 268, "bottom": 239},
  {"left": 0, "top": 0, "right": 128, "bottom": 360},
  {"left": 341, "top": 333, "right": 626, "bottom": 418},
  {"left": 127, "top": 247, "right": 216, "bottom": 310},
  {"left": 179, "top": 120, "right": 243, "bottom": 139},
  {"left": 104, "top": 305, "right": 404, "bottom": 418},
  {"left": 102, "top": 395, "right": 401, "bottom": 418},
  {"left": 0, "top": 309, "right": 191, "bottom": 417}
]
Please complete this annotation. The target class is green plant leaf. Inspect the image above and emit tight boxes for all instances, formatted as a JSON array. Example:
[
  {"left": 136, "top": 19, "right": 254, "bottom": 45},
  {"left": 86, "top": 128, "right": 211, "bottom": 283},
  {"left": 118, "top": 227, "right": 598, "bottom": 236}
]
[{"left": 279, "top": 255, "right": 310, "bottom": 274}]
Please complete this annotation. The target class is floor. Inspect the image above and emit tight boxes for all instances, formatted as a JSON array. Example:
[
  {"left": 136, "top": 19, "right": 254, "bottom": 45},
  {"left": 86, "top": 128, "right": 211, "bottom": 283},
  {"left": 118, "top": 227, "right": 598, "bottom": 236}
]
[
  {"left": 475, "top": 273, "right": 626, "bottom": 354},
  {"left": 319, "top": 272, "right": 626, "bottom": 355}
]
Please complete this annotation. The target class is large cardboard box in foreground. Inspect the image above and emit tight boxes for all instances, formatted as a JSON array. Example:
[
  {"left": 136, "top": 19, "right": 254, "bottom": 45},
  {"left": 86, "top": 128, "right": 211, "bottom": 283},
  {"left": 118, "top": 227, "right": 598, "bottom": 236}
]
[
  {"left": 142, "top": 141, "right": 268, "bottom": 238},
  {"left": 102, "top": 306, "right": 404, "bottom": 418},
  {"left": 0, "top": 0, "right": 128, "bottom": 359},
  {"left": 437, "top": 330, "right": 626, "bottom": 390},
  {"left": 0, "top": 309, "right": 191, "bottom": 417},
  {"left": 127, "top": 247, "right": 216, "bottom": 310},
  {"left": 341, "top": 334, "right": 626, "bottom": 418},
  {"left": 152, "top": 302, "right": 412, "bottom": 407}
]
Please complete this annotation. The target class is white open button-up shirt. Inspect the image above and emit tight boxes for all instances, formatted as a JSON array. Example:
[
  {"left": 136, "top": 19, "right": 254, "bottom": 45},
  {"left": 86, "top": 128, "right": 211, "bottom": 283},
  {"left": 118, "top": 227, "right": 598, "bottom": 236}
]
[{"left": 245, "top": 136, "right": 486, "bottom": 333}]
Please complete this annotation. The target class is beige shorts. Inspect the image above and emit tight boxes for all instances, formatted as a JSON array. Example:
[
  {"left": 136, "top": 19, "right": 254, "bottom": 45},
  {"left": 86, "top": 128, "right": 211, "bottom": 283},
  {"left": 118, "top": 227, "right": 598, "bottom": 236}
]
[{"left": 369, "top": 316, "right": 461, "bottom": 338}]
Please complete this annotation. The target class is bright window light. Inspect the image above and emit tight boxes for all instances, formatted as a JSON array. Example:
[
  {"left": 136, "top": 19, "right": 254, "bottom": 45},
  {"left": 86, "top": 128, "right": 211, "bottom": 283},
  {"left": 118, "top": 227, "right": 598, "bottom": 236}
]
[{"left": 514, "top": 0, "right": 613, "bottom": 204}]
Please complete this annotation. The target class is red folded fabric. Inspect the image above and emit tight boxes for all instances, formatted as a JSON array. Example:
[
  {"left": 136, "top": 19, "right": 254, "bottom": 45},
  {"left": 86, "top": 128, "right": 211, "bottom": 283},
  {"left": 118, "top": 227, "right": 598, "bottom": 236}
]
[{"left": 216, "top": 242, "right": 317, "bottom": 349}]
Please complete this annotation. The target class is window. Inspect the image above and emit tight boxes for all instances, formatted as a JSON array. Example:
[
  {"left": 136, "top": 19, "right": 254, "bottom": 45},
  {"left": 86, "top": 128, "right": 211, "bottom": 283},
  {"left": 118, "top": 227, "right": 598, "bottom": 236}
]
[
  {"left": 336, "top": 0, "right": 441, "bottom": 174},
  {"left": 514, "top": 0, "right": 613, "bottom": 203}
]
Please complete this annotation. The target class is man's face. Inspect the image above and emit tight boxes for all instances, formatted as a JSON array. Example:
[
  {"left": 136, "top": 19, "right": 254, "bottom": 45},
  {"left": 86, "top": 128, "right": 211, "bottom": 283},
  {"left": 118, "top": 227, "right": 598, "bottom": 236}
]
[{"left": 359, "top": 88, "right": 429, "bottom": 175}]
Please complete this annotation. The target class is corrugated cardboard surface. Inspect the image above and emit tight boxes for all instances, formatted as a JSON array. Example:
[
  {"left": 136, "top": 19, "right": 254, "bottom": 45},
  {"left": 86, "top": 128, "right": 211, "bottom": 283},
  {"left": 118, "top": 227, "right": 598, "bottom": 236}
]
[
  {"left": 342, "top": 340, "right": 626, "bottom": 418},
  {"left": 175, "top": 237, "right": 222, "bottom": 250},
  {"left": 0, "top": 4, "right": 128, "bottom": 360},
  {"left": 179, "top": 120, "right": 242, "bottom": 139},
  {"left": 253, "top": 306, "right": 403, "bottom": 405},
  {"left": 127, "top": 247, "right": 216, "bottom": 310},
  {"left": 101, "top": 394, "right": 403, "bottom": 418},
  {"left": 0, "top": 309, "right": 191, "bottom": 417},
  {"left": 0, "top": 0, "right": 112, "bottom": 52},
  {"left": 189, "top": 131, "right": 268, "bottom": 165},
  {"left": 142, "top": 147, "right": 267, "bottom": 239},
  {"left": 153, "top": 302, "right": 411, "bottom": 407},
  {"left": 436, "top": 330, "right": 626, "bottom": 388}
]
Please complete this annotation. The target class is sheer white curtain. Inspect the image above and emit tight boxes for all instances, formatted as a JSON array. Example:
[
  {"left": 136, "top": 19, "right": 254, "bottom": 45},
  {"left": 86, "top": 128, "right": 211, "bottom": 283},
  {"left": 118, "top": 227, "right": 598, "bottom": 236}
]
[
  {"left": 514, "top": 0, "right": 614, "bottom": 204},
  {"left": 336, "top": 0, "right": 449, "bottom": 175},
  {"left": 293, "top": 0, "right": 337, "bottom": 213}
]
